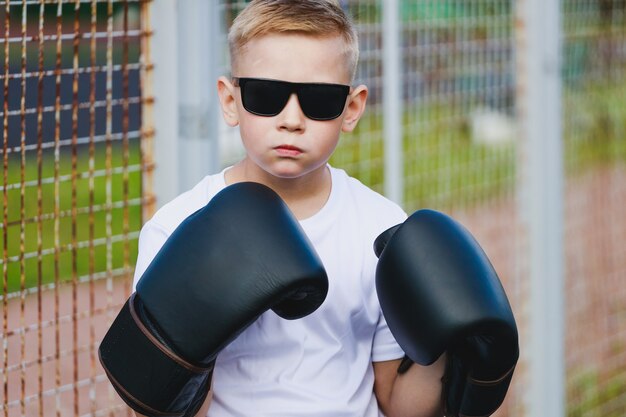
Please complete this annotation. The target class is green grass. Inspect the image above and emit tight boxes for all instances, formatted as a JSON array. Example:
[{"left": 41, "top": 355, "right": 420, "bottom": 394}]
[
  {"left": 1, "top": 140, "right": 142, "bottom": 294},
  {"left": 568, "top": 368, "right": 626, "bottom": 417},
  {"left": 564, "top": 79, "right": 626, "bottom": 172},
  {"left": 333, "top": 78, "right": 626, "bottom": 212},
  {"left": 332, "top": 101, "right": 517, "bottom": 211}
]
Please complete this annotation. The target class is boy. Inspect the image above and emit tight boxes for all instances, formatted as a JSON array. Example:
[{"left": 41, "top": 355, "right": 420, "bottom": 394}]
[{"left": 132, "top": 1, "right": 446, "bottom": 415}]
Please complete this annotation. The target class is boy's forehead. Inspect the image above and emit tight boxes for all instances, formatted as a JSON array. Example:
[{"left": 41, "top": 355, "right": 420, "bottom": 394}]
[{"left": 235, "top": 33, "right": 352, "bottom": 84}]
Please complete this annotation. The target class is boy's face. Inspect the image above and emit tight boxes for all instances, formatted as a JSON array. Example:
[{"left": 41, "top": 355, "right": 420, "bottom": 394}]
[{"left": 218, "top": 33, "right": 367, "bottom": 180}]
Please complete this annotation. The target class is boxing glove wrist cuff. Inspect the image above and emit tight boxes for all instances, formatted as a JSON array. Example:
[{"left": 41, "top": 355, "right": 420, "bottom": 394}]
[
  {"left": 99, "top": 293, "right": 213, "bottom": 416},
  {"left": 442, "top": 352, "right": 516, "bottom": 417}
]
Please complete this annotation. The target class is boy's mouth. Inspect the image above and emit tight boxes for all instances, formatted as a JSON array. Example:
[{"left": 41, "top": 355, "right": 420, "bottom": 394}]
[{"left": 274, "top": 145, "right": 303, "bottom": 157}]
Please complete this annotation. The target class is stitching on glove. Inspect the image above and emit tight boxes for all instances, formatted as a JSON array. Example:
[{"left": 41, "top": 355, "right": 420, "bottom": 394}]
[{"left": 467, "top": 363, "right": 516, "bottom": 386}]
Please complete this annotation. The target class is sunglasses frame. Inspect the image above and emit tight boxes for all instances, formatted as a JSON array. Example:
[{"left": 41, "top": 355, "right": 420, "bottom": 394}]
[{"left": 232, "top": 77, "right": 351, "bottom": 121}]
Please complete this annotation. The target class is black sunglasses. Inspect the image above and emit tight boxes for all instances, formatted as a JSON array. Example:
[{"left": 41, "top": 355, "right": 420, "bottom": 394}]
[{"left": 232, "top": 77, "right": 351, "bottom": 121}]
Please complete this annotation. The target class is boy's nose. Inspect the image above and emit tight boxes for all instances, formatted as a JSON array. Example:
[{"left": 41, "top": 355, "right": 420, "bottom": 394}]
[{"left": 277, "top": 93, "right": 306, "bottom": 132}]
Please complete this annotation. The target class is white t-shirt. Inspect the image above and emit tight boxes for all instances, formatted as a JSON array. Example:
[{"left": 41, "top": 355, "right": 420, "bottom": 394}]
[{"left": 132, "top": 166, "right": 407, "bottom": 417}]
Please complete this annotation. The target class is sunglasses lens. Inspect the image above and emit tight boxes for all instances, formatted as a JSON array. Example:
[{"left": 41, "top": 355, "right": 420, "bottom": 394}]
[
  {"left": 236, "top": 78, "right": 350, "bottom": 121},
  {"left": 241, "top": 79, "right": 290, "bottom": 117},
  {"left": 298, "top": 84, "right": 349, "bottom": 121}
]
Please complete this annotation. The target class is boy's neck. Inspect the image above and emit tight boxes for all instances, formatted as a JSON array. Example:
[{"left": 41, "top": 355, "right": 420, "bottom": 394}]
[{"left": 224, "top": 159, "right": 332, "bottom": 220}]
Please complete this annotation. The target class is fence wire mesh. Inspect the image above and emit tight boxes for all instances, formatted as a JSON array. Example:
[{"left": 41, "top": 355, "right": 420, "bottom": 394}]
[
  {"left": 0, "top": 0, "right": 151, "bottom": 415},
  {"left": 562, "top": 1, "right": 626, "bottom": 416},
  {"left": 1, "top": 0, "right": 625, "bottom": 416}
]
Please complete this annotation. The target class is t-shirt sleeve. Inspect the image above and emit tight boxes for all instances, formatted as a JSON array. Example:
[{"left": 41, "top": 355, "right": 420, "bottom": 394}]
[
  {"left": 371, "top": 301, "right": 405, "bottom": 362},
  {"left": 370, "top": 202, "right": 408, "bottom": 363},
  {"left": 132, "top": 220, "right": 170, "bottom": 291}
]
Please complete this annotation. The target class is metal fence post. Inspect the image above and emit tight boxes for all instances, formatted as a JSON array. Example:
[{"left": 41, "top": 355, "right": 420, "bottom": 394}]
[
  {"left": 177, "top": 0, "right": 220, "bottom": 192},
  {"left": 151, "top": 0, "right": 179, "bottom": 208},
  {"left": 382, "top": 0, "right": 403, "bottom": 205},
  {"left": 209, "top": 2, "right": 227, "bottom": 168},
  {"left": 517, "top": 0, "right": 565, "bottom": 415}
]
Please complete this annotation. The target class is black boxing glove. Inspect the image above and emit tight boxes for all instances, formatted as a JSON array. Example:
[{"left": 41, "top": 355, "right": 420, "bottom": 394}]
[
  {"left": 374, "top": 209, "right": 518, "bottom": 417},
  {"left": 99, "top": 182, "right": 328, "bottom": 417}
]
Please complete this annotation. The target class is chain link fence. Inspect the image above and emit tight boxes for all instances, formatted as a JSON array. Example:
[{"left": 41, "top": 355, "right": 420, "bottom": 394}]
[
  {"left": 562, "top": 1, "right": 626, "bottom": 416},
  {"left": 1, "top": 0, "right": 625, "bottom": 416},
  {"left": 1, "top": 0, "right": 151, "bottom": 415}
]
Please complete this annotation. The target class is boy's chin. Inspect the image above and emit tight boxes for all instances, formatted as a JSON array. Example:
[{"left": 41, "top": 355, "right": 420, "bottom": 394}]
[
  {"left": 267, "top": 168, "right": 309, "bottom": 180},
  {"left": 264, "top": 162, "right": 327, "bottom": 181}
]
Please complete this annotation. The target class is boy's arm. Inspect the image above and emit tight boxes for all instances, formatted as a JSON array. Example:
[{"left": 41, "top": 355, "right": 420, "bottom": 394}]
[{"left": 373, "top": 356, "right": 445, "bottom": 417}]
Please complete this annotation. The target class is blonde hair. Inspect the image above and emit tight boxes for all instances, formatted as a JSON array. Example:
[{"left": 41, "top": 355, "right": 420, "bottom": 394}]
[{"left": 228, "top": 0, "right": 359, "bottom": 81}]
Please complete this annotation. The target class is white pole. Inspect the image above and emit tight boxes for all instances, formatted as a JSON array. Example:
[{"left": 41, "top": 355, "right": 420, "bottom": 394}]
[
  {"left": 177, "top": 0, "right": 220, "bottom": 192},
  {"left": 207, "top": 1, "right": 224, "bottom": 168},
  {"left": 382, "top": 0, "right": 403, "bottom": 205},
  {"left": 151, "top": 0, "right": 179, "bottom": 208},
  {"left": 517, "top": 0, "right": 565, "bottom": 415}
]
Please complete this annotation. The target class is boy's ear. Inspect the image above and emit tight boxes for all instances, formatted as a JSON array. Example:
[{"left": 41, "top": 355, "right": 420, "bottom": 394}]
[
  {"left": 342, "top": 84, "right": 368, "bottom": 133},
  {"left": 217, "top": 76, "right": 240, "bottom": 127}
]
